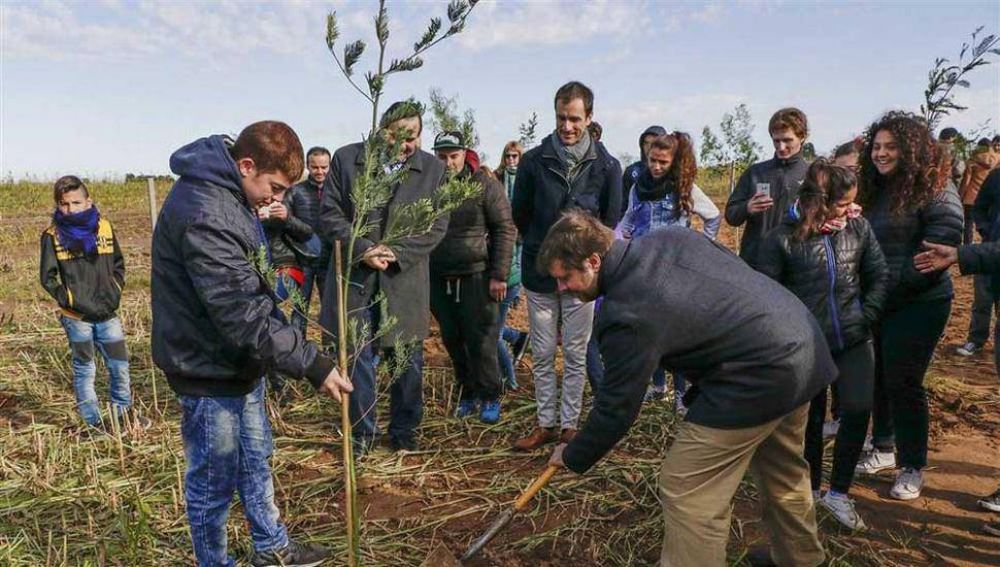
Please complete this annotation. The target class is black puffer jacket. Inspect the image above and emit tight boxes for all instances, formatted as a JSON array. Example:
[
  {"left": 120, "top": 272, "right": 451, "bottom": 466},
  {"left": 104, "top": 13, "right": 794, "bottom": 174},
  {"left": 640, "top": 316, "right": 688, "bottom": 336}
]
[
  {"left": 757, "top": 216, "right": 889, "bottom": 352},
  {"left": 287, "top": 179, "right": 332, "bottom": 268},
  {"left": 262, "top": 207, "right": 313, "bottom": 268},
  {"left": 152, "top": 135, "right": 334, "bottom": 397},
  {"left": 725, "top": 153, "right": 810, "bottom": 268},
  {"left": 430, "top": 165, "right": 516, "bottom": 279},
  {"left": 864, "top": 181, "right": 964, "bottom": 313}
]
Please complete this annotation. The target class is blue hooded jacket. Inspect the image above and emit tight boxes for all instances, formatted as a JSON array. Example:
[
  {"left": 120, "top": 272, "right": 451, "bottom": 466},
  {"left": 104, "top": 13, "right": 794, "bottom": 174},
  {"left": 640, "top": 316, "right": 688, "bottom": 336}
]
[{"left": 151, "top": 135, "right": 334, "bottom": 397}]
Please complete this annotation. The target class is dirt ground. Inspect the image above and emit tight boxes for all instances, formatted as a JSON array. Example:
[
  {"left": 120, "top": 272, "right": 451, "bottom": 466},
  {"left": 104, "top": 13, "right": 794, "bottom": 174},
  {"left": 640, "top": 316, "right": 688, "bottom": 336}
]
[{"left": 1, "top": 192, "right": 998, "bottom": 566}]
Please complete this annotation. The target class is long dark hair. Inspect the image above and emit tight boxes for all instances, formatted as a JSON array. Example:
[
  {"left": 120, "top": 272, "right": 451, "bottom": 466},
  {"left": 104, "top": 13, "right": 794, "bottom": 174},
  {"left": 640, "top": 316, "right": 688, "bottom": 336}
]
[
  {"left": 794, "top": 159, "right": 857, "bottom": 241},
  {"left": 857, "top": 111, "right": 943, "bottom": 215},
  {"left": 647, "top": 132, "right": 697, "bottom": 215}
]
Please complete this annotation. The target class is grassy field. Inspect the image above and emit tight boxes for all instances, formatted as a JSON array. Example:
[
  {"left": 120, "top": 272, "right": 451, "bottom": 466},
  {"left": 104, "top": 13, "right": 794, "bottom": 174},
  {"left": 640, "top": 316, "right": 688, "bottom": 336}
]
[{"left": 1, "top": 177, "right": 998, "bottom": 566}]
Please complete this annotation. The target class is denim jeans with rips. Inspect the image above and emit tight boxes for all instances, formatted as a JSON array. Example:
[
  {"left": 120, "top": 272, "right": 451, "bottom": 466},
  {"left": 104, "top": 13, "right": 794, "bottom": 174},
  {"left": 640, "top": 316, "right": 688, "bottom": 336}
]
[
  {"left": 179, "top": 380, "right": 289, "bottom": 567},
  {"left": 59, "top": 315, "right": 131, "bottom": 426}
]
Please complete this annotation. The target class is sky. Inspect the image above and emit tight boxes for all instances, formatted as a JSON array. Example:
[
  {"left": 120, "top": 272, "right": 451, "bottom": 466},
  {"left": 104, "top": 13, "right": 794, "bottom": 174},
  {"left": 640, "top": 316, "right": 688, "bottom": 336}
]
[{"left": 2, "top": 0, "right": 1000, "bottom": 180}]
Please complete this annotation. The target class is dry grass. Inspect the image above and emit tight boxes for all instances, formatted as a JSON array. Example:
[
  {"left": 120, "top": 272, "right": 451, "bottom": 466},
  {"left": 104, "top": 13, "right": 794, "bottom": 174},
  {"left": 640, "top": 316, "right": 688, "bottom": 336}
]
[{"left": 0, "top": 178, "right": 991, "bottom": 566}]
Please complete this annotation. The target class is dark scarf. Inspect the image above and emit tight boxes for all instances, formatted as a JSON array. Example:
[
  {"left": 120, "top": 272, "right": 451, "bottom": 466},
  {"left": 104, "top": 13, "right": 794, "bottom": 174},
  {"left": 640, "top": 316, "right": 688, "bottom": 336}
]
[
  {"left": 635, "top": 168, "right": 676, "bottom": 202},
  {"left": 53, "top": 207, "right": 100, "bottom": 255}
]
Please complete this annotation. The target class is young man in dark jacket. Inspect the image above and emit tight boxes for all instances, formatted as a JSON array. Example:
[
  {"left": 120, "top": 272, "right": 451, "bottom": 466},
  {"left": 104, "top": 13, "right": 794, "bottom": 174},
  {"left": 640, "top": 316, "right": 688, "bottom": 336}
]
[
  {"left": 543, "top": 211, "right": 834, "bottom": 567},
  {"left": 40, "top": 175, "right": 137, "bottom": 430},
  {"left": 319, "top": 101, "right": 449, "bottom": 454},
  {"left": 152, "top": 121, "right": 352, "bottom": 567},
  {"left": 430, "top": 131, "right": 516, "bottom": 424},
  {"left": 914, "top": 167, "right": 1000, "bottom": 537},
  {"left": 510, "top": 81, "right": 622, "bottom": 451},
  {"left": 725, "top": 107, "right": 811, "bottom": 269},
  {"left": 286, "top": 146, "right": 331, "bottom": 334}
]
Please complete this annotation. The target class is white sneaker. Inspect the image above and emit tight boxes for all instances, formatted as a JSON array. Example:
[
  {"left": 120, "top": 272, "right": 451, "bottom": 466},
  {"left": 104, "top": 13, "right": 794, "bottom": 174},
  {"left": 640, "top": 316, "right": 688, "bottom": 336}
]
[
  {"left": 822, "top": 418, "right": 841, "bottom": 438},
  {"left": 890, "top": 468, "right": 923, "bottom": 501},
  {"left": 978, "top": 488, "right": 1000, "bottom": 513},
  {"left": 855, "top": 450, "right": 896, "bottom": 475},
  {"left": 820, "top": 492, "right": 867, "bottom": 530}
]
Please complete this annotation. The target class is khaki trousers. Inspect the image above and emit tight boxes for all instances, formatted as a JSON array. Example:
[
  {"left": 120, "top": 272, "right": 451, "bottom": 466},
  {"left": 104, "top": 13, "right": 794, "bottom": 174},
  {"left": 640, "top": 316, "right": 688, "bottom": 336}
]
[{"left": 659, "top": 404, "right": 824, "bottom": 567}]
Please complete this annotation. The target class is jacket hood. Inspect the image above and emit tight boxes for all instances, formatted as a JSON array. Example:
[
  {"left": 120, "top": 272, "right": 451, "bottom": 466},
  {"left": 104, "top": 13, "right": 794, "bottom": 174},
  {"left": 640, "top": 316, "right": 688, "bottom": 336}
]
[
  {"left": 169, "top": 135, "right": 245, "bottom": 202},
  {"left": 465, "top": 149, "right": 481, "bottom": 172},
  {"left": 638, "top": 125, "right": 667, "bottom": 160}
]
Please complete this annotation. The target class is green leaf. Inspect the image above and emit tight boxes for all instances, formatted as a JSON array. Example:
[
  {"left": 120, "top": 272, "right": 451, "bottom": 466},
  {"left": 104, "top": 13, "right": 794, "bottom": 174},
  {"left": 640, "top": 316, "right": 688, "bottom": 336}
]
[
  {"left": 343, "top": 40, "right": 365, "bottom": 76},
  {"left": 326, "top": 12, "right": 340, "bottom": 50}
]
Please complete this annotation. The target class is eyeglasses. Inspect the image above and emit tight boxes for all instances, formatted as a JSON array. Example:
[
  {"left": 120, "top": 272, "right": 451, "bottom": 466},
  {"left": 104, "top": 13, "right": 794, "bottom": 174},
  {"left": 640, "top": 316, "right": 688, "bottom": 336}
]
[{"left": 505, "top": 153, "right": 519, "bottom": 159}]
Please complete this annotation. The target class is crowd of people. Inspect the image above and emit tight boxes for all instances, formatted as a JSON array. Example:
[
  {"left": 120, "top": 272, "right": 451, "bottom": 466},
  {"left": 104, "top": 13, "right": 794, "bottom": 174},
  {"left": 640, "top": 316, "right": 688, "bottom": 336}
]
[{"left": 37, "top": 79, "right": 1000, "bottom": 566}]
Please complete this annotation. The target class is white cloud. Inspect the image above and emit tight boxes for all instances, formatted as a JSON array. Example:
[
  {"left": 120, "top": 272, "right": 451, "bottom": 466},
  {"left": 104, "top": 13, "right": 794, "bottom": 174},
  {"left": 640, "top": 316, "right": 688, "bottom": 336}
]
[
  {"left": 1, "top": 1, "right": 337, "bottom": 62},
  {"left": 458, "top": 0, "right": 644, "bottom": 50}
]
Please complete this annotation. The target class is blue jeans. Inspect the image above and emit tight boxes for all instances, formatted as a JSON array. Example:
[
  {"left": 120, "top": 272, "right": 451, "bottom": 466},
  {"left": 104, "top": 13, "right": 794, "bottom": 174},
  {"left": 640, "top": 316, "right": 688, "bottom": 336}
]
[
  {"left": 180, "top": 380, "right": 288, "bottom": 567},
  {"left": 497, "top": 284, "right": 525, "bottom": 388},
  {"left": 59, "top": 315, "right": 131, "bottom": 426},
  {"left": 349, "top": 303, "right": 425, "bottom": 447}
]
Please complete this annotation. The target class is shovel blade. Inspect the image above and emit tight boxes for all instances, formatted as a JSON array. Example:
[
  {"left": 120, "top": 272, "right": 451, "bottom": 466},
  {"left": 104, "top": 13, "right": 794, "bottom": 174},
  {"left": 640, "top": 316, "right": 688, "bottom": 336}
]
[{"left": 460, "top": 508, "right": 515, "bottom": 561}]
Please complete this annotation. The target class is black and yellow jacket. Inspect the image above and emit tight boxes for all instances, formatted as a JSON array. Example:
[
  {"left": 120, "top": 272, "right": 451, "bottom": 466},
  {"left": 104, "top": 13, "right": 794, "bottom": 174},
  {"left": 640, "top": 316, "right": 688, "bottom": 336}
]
[{"left": 39, "top": 218, "right": 125, "bottom": 322}]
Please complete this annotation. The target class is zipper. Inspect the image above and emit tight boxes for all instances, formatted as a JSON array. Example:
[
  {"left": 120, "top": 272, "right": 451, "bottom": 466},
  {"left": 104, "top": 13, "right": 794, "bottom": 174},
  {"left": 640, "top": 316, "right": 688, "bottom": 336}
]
[{"left": 822, "top": 235, "right": 844, "bottom": 351}]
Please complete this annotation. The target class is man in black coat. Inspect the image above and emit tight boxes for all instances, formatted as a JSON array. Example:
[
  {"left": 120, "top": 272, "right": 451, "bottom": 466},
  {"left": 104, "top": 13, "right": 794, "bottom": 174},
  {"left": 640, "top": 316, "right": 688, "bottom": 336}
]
[
  {"left": 152, "top": 121, "right": 353, "bottom": 567},
  {"left": 725, "top": 107, "right": 811, "bottom": 269},
  {"left": 542, "top": 211, "right": 834, "bottom": 566},
  {"left": 510, "top": 81, "right": 622, "bottom": 452},
  {"left": 430, "top": 131, "right": 516, "bottom": 424},
  {"left": 319, "top": 101, "right": 449, "bottom": 454},
  {"left": 286, "top": 146, "right": 332, "bottom": 333}
]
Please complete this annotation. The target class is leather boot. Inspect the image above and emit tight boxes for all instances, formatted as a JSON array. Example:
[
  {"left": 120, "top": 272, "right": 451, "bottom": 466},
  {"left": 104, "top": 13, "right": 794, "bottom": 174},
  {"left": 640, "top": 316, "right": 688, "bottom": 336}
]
[{"left": 512, "top": 426, "right": 558, "bottom": 451}]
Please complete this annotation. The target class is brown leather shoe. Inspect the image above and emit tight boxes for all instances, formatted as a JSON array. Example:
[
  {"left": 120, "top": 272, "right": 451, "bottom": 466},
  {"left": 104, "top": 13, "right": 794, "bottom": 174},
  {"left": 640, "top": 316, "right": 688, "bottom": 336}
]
[
  {"left": 512, "top": 426, "right": 558, "bottom": 451},
  {"left": 559, "top": 428, "right": 577, "bottom": 444}
]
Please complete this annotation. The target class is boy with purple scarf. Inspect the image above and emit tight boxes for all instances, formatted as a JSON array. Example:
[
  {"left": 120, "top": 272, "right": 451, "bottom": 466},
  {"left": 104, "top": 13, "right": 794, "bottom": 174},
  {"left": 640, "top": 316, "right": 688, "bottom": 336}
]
[{"left": 40, "top": 175, "right": 138, "bottom": 430}]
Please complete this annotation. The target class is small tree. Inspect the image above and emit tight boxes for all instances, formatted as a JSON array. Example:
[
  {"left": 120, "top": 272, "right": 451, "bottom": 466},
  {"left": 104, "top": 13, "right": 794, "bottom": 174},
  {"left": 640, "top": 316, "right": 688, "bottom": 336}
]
[
  {"left": 700, "top": 103, "right": 763, "bottom": 182},
  {"left": 921, "top": 26, "right": 999, "bottom": 131},
  {"left": 428, "top": 87, "right": 482, "bottom": 156},
  {"left": 518, "top": 111, "right": 539, "bottom": 148},
  {"left": 323, "top": 1, "right": 480, "bottom": 564},
  {"left": 699, "top": 125, "right": 724, "bottom": 168},
  {"left": 719, "top": 103, "right": 763, "bottom": 171}
]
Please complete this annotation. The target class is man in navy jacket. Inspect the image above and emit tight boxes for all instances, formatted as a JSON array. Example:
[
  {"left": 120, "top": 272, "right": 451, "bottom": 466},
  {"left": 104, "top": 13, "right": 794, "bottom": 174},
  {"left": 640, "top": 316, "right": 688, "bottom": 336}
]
[{"left": 510, "top": 81, "right": 622, "bottom": 452}]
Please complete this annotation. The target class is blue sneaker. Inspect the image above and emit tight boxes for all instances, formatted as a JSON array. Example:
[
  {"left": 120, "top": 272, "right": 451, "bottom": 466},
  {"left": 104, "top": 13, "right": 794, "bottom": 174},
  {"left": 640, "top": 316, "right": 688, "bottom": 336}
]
[
  {"left": 456, "top": 399, "right": 478, "bottom": 418},
  {"left": 480, "top": 399, "right": 501, "bottom": 424}
]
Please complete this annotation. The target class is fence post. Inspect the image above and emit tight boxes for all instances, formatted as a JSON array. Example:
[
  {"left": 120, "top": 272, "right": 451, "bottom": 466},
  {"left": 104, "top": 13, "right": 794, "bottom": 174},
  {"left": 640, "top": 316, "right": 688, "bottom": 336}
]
[
  {"left": 147, "top": 177, "right": 158, "bottom": 231},
  {"left": 729, "top": 162, "right": 739, "bottom": 244}
]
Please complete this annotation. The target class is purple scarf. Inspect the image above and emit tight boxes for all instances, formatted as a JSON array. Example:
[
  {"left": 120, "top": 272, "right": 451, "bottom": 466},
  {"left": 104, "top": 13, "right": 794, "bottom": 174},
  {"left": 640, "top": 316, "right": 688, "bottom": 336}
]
[{"left": 53, "top": 207, "right": 100, "bottom": 255}]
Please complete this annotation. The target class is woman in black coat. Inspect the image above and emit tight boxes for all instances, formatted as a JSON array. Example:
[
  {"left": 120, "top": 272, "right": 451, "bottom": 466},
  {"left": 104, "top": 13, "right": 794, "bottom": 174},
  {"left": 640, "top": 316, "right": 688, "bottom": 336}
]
[
  {"left": 759, "top": 159, "right": 888, "bottom": 530},
  {"left": 852, "top": 111, "right": 964, "bottom": 501}
]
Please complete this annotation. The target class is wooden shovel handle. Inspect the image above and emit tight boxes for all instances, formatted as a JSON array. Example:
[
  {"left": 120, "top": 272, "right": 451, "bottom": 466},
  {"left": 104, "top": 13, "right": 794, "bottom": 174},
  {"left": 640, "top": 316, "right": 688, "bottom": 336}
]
[{"left": 513, "top": 465, "right": 559, "bottom": 511}]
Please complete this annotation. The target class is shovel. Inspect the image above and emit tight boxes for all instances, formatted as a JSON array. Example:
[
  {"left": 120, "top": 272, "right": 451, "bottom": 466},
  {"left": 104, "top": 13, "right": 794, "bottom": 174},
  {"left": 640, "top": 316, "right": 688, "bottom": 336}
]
[{"left": 459, "top": 465, "right": 559, "bottom": 562}]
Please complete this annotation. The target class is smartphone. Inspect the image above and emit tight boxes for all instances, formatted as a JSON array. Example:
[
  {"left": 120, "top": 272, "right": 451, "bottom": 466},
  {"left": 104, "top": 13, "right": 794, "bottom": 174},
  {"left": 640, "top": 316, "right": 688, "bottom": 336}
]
[{"left": 755, "top": 183, "right": 771, "bottom": 199}]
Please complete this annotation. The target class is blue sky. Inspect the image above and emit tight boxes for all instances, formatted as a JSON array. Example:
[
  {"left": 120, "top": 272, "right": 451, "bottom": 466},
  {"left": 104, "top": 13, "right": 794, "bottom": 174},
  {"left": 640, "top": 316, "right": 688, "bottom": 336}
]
[{"left": 2, "top": 0, "right": 999, "bottom": 180}]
